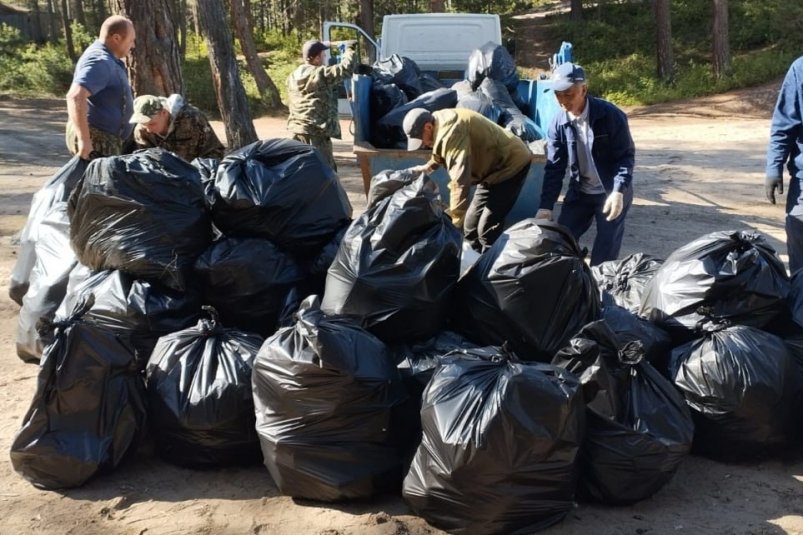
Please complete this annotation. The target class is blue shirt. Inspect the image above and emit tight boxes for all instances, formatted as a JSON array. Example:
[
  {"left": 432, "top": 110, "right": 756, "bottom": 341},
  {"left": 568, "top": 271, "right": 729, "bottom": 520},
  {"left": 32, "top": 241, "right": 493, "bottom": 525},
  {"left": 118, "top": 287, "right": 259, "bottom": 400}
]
[
  {"left": 72, "top": 40, "right": 134, "bottom": 139},
  {"left": 541, "top": 96, "right": 635, "bottom": 210}
]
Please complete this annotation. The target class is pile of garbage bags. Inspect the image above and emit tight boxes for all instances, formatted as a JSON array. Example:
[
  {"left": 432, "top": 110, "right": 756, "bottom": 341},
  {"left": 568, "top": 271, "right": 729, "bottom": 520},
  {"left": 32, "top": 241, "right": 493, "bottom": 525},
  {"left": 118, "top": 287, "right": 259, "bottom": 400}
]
[
  {"left": 9, "top": 156, "right": 803, "bottom": 534},
  {"left": 368, "top": 42, "right": 543, "bottom": 149}
]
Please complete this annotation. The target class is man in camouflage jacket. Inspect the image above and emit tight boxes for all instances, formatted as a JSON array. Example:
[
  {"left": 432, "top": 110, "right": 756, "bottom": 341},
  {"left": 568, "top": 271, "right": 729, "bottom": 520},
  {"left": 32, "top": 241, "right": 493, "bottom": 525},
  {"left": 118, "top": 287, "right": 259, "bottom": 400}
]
[
  {"left": 287, "top": 39, "right": 357, "bottom": 171},
  {"left": 129, "top": 94, "right": 225, "bottom": 162}
]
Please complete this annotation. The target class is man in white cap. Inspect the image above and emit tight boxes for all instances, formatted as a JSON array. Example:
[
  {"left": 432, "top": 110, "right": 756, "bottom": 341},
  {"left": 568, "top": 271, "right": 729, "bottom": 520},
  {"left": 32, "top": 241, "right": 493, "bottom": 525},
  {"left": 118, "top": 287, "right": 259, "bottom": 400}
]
[
  {"left": 129, "top": 94, "right": 225, "bottom": 162},
  {"left": 536, "top": 62, "right": 635, "bottom": 266},
  {"left": 287, "top": 39, "right": 357, "bottom": 171},
  {"left": 404, "top": 107, "right": 532, "bottom": 252}
]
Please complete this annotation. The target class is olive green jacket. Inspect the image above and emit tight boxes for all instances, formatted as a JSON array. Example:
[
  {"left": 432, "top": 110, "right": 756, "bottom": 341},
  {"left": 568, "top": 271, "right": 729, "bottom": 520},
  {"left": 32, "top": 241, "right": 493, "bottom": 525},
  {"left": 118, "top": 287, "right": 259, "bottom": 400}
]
[
  {"left": 286, "top": 45, "right": 357, "bottom": 139},
  {"left": 427, "top": 108, "right": 531, "bottom": 227}
]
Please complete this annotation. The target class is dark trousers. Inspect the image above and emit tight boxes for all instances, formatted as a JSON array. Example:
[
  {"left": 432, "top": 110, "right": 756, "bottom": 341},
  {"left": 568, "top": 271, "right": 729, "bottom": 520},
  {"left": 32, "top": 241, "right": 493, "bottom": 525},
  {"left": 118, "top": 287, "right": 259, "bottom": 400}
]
[
  {"left": 557, "top": 186, "right": 633, "bottom": 266},
  {"left": 464, "top": 163, "right": 529, "bottom": 252},
  {"left": 786, "top": 213, "right": 803, "bottom": 274}
]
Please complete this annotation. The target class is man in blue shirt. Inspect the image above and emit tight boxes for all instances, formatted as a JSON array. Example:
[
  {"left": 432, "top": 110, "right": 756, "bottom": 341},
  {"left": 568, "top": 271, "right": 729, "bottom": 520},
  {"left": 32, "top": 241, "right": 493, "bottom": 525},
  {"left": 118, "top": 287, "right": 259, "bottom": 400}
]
[
  {"left": 65, "top": 15, "right": 135, "bottom": 159},
  {"left": 766, "top": 56, "right": 803, "bottom": 274},
  {"left": 536, "top": 62, "right": 636, "bottom": 266}
]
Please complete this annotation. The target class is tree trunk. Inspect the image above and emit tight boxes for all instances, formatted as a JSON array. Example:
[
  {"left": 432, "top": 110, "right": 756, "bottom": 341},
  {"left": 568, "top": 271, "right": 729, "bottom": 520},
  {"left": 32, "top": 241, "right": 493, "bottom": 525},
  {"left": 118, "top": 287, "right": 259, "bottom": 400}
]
[
  {"left": 712, "top": 0, "right": 731, "bottom": 78},
  {"left": 430, "top": 0, "right": 444, "bottom": 12},
  {"left": 570, "top": 0, "right": 583, "bottom": 21},
  {"left": 654, "top": 0, "right": 673, "bottom": 83},
  {"left": 69, "top": 0, "right": 85, "bottom": 26},
  {"left": 196, "top": 0, "right": 257, "bottom": 149},
  {"left": 178, "top": 0, "right": 187, "bottom": 59},
  {"left": 358, "top": 0, "right": 373, "bottom": 37},
  {"left": 115, "top": 0, "right": 184, "bottom": 96},
  {"left": 61, "top": 0, "right": 76, "bottom": 60},
  {"left": 231, "top": 0, "right": 282, "bottom": 108},
  {"left": 28, "top": 1, "right": 43, "bottom": 42}
]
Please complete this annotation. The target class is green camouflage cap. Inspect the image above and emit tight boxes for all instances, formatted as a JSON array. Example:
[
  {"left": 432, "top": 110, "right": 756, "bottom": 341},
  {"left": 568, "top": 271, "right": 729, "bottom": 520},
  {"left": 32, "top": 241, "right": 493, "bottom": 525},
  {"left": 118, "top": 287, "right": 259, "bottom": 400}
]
[{"left": 129, "top": 95, "right": 167, "bottom": 124}]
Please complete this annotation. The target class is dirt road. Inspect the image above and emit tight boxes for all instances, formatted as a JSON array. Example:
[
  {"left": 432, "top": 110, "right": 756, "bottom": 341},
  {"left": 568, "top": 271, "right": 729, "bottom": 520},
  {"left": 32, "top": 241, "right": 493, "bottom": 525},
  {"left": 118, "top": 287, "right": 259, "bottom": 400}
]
[{"left": 0, "top": 93, "right": 800, "bottom": 535}]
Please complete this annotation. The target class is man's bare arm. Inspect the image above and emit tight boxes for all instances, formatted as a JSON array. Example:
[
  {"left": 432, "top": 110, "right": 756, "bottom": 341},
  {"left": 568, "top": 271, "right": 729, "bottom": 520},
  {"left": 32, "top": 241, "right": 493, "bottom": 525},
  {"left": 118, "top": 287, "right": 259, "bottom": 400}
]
[{"left": 66, "top": 83, "right": 93, "bottom": 159}]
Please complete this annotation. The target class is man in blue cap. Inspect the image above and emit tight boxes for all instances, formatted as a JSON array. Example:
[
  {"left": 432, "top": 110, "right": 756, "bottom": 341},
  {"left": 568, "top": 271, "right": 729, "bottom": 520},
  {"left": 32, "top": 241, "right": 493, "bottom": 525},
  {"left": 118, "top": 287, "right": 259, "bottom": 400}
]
[{"left": 536, "top": 62, "right": 635, "bottom": 266}]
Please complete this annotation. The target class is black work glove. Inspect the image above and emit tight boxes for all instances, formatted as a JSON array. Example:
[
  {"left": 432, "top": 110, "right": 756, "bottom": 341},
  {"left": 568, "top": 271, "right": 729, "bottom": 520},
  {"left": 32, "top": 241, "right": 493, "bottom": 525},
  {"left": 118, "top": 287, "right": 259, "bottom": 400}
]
[{"left": 765, "top": 175, "right": 783, "bottom": 204}]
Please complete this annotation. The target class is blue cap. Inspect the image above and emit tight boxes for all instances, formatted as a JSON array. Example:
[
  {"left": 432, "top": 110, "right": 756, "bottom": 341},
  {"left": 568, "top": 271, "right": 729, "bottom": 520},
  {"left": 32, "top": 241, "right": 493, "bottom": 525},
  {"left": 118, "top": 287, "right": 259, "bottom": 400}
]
[{"left": 551, "top": 62, "right": 586, "bottom": 91}]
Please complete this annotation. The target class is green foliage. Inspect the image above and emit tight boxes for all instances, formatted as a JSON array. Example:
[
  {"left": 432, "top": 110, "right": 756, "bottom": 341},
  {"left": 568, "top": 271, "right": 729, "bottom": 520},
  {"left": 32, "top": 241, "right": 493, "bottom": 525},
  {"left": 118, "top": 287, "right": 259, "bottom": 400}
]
[
  {"left": 70, "top": 21, "right": 94, "bottom": 52},
  {"left": 0, "top": 24, "right": 73, "bottom": 97},
  {"left": 182, "top": 31, "right": 275, "bottom": 118},
  {"left": 542, "top": 0, "right": 803, "bottom": 106}
]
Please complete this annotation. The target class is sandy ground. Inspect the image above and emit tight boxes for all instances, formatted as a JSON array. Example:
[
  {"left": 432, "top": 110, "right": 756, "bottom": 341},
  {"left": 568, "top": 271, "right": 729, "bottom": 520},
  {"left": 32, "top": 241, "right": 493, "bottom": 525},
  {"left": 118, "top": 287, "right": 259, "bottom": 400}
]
[{"left": 0, "top": 90, "right": 801, "bottom": 535}]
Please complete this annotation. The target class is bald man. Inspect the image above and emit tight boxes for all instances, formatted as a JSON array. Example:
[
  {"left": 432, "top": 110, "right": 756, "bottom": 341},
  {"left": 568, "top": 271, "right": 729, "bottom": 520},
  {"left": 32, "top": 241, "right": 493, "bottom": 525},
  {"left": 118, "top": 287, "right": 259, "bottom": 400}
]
[{"left": 65, "top": 15, "right": 136, "bottom": 159}]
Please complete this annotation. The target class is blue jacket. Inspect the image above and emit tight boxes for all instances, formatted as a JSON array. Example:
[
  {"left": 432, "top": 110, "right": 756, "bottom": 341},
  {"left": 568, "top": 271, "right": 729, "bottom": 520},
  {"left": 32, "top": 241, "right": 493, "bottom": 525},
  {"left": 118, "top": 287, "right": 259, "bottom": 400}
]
[
  {"left": 540, "top": 96, "right": 635, "bottom": 210},
  {"left": 767, "top": 56, "right": 803, "bottom": 183}
]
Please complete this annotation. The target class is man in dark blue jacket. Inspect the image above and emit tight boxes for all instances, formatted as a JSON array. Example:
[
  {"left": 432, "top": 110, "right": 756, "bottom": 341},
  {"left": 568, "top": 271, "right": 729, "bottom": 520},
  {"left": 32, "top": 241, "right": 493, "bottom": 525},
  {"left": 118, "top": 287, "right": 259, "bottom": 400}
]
[
  {"left": 536, "top": 62, "right": 635, "bottom": 266},
  {"left": 766, "top": 56, "right": 803, "bottom": 274}
]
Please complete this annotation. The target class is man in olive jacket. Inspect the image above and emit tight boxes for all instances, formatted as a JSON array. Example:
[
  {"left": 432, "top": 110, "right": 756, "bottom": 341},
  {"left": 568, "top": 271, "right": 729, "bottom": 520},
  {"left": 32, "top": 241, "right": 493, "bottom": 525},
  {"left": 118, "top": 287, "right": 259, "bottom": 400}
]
[
  {"left": 287, "top": 39, "right": 357, "bottom": 171},
  {"left": 404, "top": 107, "right": 532, "bottom": 252}
]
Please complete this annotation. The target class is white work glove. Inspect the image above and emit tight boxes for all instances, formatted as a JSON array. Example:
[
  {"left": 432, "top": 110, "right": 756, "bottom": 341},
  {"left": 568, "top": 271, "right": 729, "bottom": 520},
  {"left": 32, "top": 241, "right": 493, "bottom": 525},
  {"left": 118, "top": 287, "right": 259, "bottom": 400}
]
[
  {"left": 535, "top": 209, "right": 553, "bottom": 221},
  {"left": 603, "top": 191, "right": 624, "bottom": 221}
]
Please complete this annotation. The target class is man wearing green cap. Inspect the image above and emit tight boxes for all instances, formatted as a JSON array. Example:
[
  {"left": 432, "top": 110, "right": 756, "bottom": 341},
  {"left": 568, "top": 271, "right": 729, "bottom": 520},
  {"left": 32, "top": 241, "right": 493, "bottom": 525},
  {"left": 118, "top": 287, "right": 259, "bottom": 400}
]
[
  {"left": 287, "top": 39, "right": 357, "bottom": 171},
  {"left": 129, "top": 94, "right": 225, "bottom": 162}
]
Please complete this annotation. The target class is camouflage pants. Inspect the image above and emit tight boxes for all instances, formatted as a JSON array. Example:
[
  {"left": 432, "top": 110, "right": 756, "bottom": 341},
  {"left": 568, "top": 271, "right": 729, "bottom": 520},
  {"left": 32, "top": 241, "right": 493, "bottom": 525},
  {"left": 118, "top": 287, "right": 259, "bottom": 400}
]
[
  {"left": 292, "top": 133, "right": 336, "bottom": 172},
  {"left": 65, "top": 122, "right": 123, "bottom": 157}
]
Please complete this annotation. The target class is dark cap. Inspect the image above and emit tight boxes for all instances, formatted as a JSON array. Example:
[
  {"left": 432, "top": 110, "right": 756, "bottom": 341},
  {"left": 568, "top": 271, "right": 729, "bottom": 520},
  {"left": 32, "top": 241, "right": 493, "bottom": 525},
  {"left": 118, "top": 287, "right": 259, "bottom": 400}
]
[
  {"left": 551, "top": 62, "right": 587, "bottom": 91},
  {"left": 302, "top": 39, "right": 329, "bottom": 60},
  {"left": 403, "top": 108, "right": 433, "bottom": 151}
]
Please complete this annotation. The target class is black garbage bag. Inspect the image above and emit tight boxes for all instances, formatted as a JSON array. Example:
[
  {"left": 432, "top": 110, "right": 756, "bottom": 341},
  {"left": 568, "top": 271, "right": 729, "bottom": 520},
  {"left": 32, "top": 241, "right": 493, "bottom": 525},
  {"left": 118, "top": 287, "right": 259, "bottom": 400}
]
[
  {"left": 639, "top": 231, "right": 790, "bottom": 340},
  {"left": 321, "top": 172, "right": 462, "bottom": 344},
  {"left": 253, "top": 296, "right": 409, "bottom": 501},
  {"left": 601, "top": 304, "right": 673, "bottom": 372},
  {"left": 784, "top": 268, "right": 803, "bottom": 333},
  {"left": 10, "top": 295, "right": 147, "bottom": 490},
  {"left": 393, "top": 330, "right": 480, "bottom": 404},
  {"left": 10, "top": 156, "right": 87, "bottom": 305},
  {"left": 403, "top": 346, "right": 585, "bottom": 534},
  {"left": 467, "top": 41, "right": 520, "bottom": 93},
  {"left": 16, "top": 202, "right": 77, "bottom": 362},
  {"left": 371, "top": 88, "right": 458, "bottom": 149},
  {"left": 370, "top": 79, "right": 408, "bottom": 122},
  {"left": 419, "top": 72, "right": 446, "bottom": 94},
  {"left": 372, "top": 54, "right": 423, "bottom": 100},
  {"left": 479, "top": 77, "right": 542, "bottom": 142},
  {"left": 456, "top": 90, "right": 503, "bottom": 124},
  {"left": 592, "top": 253, "right": 663, "bottom": 313},
  {"left": 191, "top": 157, "right": 220, "bottom": 209},
  {"left": 453, "top": 218, "right": 600, "bottom": 362},
  {"left": 69, "top": 149, "right": 214, "bottom": 291},
  {"left": 208, "top": 139, "right": 352, "bottom": 258},
  {"left": 553, "top": 320, "right": 693, "bottom": 505},
  {"left": 194, "top": 237, "right": 306, "bottom": 337},
  {"left": 56, "top": 269, "right": 201, "bottom": 370},
  {"left": 146, "top": 308, "right": 264, "bottom": 467},
  {"left": 669, "top": 323, "right": 799, "bottom": 459}
]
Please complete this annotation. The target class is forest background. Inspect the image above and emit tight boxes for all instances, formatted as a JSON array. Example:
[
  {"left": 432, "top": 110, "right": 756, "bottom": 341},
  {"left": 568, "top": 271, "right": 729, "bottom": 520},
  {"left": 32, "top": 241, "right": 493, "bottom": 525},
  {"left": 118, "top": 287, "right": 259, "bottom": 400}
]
[{"left": 1, "top": 0, "right": 802, "bottom": 149}]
